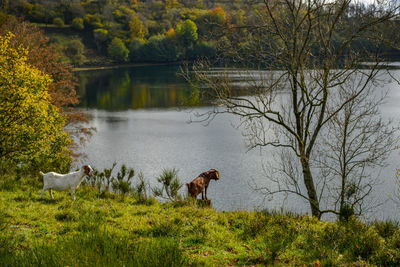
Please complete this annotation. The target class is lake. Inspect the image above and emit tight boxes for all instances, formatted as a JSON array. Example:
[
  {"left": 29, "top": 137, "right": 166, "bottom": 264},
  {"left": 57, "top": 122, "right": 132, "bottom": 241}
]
[{"left": 76, "top": 64, "right": 400, "bottom": 220}]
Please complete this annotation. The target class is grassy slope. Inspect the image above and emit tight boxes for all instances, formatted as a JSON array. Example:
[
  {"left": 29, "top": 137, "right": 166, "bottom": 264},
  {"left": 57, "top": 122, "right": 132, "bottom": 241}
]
[{"left": 1, "top": 177, "right": 400, "bottom": 266}]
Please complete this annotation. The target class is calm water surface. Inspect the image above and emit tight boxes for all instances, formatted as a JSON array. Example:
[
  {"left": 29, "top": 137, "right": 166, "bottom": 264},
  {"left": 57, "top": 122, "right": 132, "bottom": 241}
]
[{"left": 76, "top": 65, "right": 400, "bottom": 220}]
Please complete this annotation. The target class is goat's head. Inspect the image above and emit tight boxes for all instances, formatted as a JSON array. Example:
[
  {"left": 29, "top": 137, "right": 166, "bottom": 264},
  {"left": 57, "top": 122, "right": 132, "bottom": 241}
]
[
  {"left": 83, "top": 165, "right": 94, "bottom": 176},
  {"left": 208, "top": 169, "right": 220, "bottom": 180}
]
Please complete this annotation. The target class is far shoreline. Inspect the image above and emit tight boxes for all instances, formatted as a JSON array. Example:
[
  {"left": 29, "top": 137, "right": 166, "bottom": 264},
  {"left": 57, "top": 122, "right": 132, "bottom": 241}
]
[{"left": 72, "top": 61, "right": 183, "bottom": 72}]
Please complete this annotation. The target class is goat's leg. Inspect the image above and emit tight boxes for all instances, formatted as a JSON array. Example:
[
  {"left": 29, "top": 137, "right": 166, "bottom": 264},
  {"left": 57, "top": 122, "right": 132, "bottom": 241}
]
[
  {"left": 71, "top": 188, "right": 76, "bottom": 200},
  {"left": 49, "top": 189, "right": 54, "bottom": 199},
  {"left": 201, "top": 190, "right": 204, "bottom": 200},
  {"left": 40, "top": 188, "right": 46, "bottom": 199},
  {"left": 205, "top": 185, "right": 208, "bottom": 200}
]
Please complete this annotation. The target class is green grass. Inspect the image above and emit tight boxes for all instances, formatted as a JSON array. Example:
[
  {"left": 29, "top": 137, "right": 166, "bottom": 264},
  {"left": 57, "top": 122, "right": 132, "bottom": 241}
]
[{"left": 1, "top": 175, "right": 400, "bottom": 266}]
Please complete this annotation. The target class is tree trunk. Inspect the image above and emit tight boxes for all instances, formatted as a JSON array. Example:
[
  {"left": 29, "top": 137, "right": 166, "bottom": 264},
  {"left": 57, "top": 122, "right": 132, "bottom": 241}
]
[{"left": 300, "top": 156, "right": 321, "bottom": 219}]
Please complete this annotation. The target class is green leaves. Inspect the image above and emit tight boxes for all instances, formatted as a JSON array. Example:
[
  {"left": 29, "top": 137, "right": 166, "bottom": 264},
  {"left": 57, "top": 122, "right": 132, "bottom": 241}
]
[
  {"left": 176, "top": 19, "right": 198, "bottom": 47},
  {"left": 107, "top": 37, "right": 129, "bottom": 62}
]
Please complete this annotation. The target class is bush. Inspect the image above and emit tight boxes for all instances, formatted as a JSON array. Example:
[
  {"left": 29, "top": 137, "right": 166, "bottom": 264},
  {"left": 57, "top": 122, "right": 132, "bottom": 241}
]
[
  {"left": 111, "top": 164, "right": 135, "bottom": 196},
  {"left": 108, "top": 37, "right": 129, "bottom": 62},
  {"left": 176, "top": 19, "right": 198, "bottom": 47},
  {"left": 84, "top": 13, "right": 103, "bottom": 29},
  {"left": 128, "top": 38, "right": 145, "bottom": 62},
  {"left": 86, "top": 163, "right": 117, "bottom": 192},
  {"left": 53, "top": 17, "right": 64, "bottom": 27},
  {"left": 137, "top": 35, "right": 180, "bottom": 62},
  {"left": 93, "top": 28, "right": 108, "bottom": 42},
  {"left": 152, "top": 168, "right": 183, "bottom": 201},
  {"left": 64, "top": 39, "right": 86, "bottom": 65},
  {"left": 71, "top": 17, "right": 84, "bottom": 30},
  {"left": 0, "top": 33, "right": 71, "bottom": 173},
  {"left": 87, "top": 163, "right": 136, "bottom": 197},
  {"left": 132, "top": 172, "right": 153, "bottom": 204}
]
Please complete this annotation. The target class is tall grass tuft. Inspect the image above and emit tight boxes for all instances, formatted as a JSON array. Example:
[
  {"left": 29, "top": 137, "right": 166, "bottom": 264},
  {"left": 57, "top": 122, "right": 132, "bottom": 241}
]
[
  {"left": 132, "top": 171, "right": 155, "bottom": 205},
  {"left": 152, "top": 168, "right": 183, "bottom": 202}
]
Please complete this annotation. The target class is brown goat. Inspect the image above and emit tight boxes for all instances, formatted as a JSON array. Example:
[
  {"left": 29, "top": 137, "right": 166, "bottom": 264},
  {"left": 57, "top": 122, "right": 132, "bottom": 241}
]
[{"left": 186, "top": 169, "right": 220, "bottom": 200}]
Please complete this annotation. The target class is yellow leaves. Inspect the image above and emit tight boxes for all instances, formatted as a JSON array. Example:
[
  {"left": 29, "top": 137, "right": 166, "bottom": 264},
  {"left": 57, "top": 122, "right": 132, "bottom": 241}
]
[
  {"left": 0, "top": 32, "right": 28, "bottom": 65},
  {"left": 209, "top": 6, "right": 227, "bottom": 24},
  {"left": 0, "top": 32, "right": 70, "bottom": 164},
  {"left": 128, "top": 15, "right": 147, "bottom": 41},
  {"left": 165, "top": 0, "right": 179, "bottom": 9}
]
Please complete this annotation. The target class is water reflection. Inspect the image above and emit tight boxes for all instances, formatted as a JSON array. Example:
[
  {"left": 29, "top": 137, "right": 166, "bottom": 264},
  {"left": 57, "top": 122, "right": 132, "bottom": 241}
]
[
  {"left": 75, "top": 65, "right": 400, "bottom": 220},
  {"left": 76, "top": 65, "right": 196, "bottom": 110}
]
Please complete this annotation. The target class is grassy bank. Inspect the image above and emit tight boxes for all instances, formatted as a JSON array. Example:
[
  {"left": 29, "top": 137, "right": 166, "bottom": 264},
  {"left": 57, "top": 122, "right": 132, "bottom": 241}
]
[{"left": 1, "top": 175, "right": 400, "bottom": 266}]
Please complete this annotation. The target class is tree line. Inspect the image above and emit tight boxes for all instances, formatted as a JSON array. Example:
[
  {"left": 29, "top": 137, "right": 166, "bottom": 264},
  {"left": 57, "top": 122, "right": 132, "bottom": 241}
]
[
  {"left": 1, "top": 0, "right": 233, "bottom": 65},
  {"left": 2, "top": 0, "right": 399, "bottom": 66}
]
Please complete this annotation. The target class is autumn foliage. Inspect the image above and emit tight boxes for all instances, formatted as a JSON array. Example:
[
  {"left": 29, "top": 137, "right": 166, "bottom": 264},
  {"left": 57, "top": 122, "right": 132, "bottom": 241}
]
[
  {"left": 209, "top": 7, "right": 227, "bottom": 24},
  {"left": 166, "top": 28, "right": 176, "bottom": 38},
  {"left": 0, "top": 17, "right": 93, "bottom": 158},
  {"left": 0, "top": 17, "right": 78, "bottom": 119},
  {"left": 0, "top": 33, "right": 71, "bottom": 172}
]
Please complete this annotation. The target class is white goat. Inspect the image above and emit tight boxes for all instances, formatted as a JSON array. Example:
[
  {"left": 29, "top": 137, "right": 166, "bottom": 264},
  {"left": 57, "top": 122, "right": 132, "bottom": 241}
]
[{"left": 40, "top": 165, "right": 93, "bottom": 200}]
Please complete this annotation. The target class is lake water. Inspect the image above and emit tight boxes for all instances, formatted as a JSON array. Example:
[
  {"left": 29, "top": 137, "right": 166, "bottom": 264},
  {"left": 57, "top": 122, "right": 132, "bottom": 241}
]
[{"left": 76, "top": 65, "right": 400, "bottom": 220}]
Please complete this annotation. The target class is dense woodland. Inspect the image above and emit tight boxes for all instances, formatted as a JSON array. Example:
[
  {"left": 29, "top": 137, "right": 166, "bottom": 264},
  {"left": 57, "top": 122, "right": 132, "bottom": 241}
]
[{"left": 1, "top": 0, "right": 399, "bottom": 66}]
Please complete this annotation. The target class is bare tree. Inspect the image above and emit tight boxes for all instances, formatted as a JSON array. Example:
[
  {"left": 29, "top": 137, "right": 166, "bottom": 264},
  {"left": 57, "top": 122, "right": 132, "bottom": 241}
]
[
  {"left": 317, "top": 75, "right": 397, "bottom": 220},
  {"left": 261, "top": 74, "right": 398, "bottom": 220},
  {"left": 186, "top": 0, "right": 399, "bottom": 219}
]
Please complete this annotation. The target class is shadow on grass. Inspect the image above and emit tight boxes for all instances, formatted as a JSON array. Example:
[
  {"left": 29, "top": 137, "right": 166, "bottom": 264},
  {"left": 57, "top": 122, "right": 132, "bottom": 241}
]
[{"left": 38, "top": 198, "right": 59, "bottom": 204}]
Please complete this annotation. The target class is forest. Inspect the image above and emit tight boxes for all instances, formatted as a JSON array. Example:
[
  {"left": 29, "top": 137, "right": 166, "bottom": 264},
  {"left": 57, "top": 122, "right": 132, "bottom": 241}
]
[{"left": 2, "top": 0, "right": 399, "bottom": 66}]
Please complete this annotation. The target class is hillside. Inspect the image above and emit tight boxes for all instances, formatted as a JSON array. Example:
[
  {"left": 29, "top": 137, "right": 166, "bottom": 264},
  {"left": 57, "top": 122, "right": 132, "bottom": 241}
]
[
  {"left": 2, "top": 0, "right": 399, "bottom": 66},
  {"left": 1, "top": 175, "right": 400, "bottom": 266}
]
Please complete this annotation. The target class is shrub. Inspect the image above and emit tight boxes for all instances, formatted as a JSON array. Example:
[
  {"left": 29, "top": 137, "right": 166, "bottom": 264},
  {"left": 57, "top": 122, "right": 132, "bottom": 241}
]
[
  {"left": 107, "top": 37, "right": 129, "bottom": 62},
  {"left": 0, "top": 17, "right": 90, "bottom": 164},
  {"left": 132, "top": 172, "right": 153, "bottom": 204},
  {"left": 64, "top": 39, "right": 86, "bottom": 65},
  {"left": 111, "top": 164, "right": 135, "bottom": 196},
  {"left": 176, "top": 19, "right": 198, "bottom": 47},
  {"left": 71, "top": 17, "right": 84, "bottom": 30},
  {"left": 128, "top": 38, "right": 145, "bottom": 62},
  {"left": 85, "top": 163, "right": 116, "bottom": 192},
  {"left": 152, "top": 168, "right": 183, "bottom": 201},
  {"left": 0, "top": 33, "right": 71, "bottom": 173},
  {"left": 129, "top": 15, "right": 147, "bottom": 40},
  {"left": 53, "top": 17, "right": 64, "bottom": 27},
  {"left": 84, "top": 13, "right": 103, "bottom": 29},
  {"left": 101, "top": 162, "right": 116, "bottom": 191},
  {"left": 138, "top": 35, "right": 180, "bottom": 62},
  {"left": 87, "top": 163, "right": 136, "bottom": 197}
]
